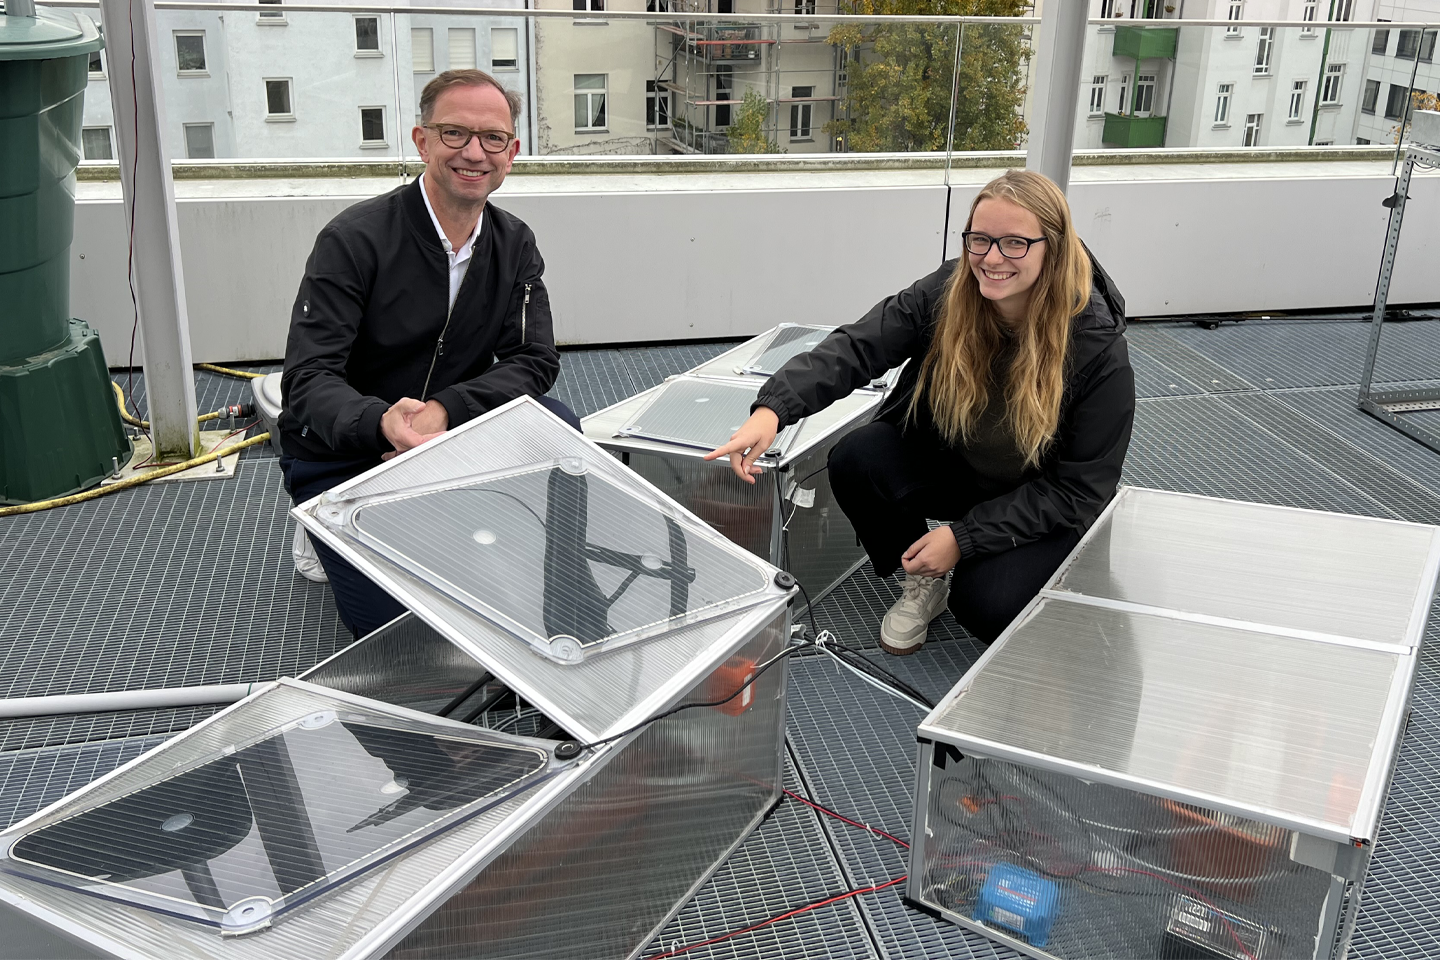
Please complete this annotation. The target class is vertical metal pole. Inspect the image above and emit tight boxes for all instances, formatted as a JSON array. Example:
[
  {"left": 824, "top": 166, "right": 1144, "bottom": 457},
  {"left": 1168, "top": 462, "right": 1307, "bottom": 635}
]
[
  {"left": 1358, "top": 153, "right": 1414, "bottom": 400},
  {"left": 1024, "top": 0, "right": 1089, "bottom": 194},
  {"left": 7, "top": 0, "right": 37, "bottom": 18},
  {"left": 97, "top": 0, "right": 199, "bottom": 461}
]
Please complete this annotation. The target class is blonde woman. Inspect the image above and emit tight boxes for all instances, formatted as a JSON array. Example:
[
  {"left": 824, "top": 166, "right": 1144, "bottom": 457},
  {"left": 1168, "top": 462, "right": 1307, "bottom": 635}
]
[{"left": 707, "top": 170, "right": 1135, "bottom": 652}]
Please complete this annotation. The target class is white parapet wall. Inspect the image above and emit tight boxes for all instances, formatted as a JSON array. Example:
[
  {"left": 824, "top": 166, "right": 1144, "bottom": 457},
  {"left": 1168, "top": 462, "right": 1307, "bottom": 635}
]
[{"left": 71, "top": 153, "right": 1440, "bottom": 362}]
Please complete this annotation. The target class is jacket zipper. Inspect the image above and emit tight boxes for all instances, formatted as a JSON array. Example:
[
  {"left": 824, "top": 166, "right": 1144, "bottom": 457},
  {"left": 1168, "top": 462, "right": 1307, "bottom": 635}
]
[
  {"left": 421, "top": 298, "right": 454, "bottom": 401},
  {"left": 522, "top": 283, "right": 531, "bottom": 343}
]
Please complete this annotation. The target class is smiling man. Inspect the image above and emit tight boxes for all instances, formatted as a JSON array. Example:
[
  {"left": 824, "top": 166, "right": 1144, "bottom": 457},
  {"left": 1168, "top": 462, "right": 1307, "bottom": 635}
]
[{"left": 279, "top": 70, "right": 579, "bottom": 637}]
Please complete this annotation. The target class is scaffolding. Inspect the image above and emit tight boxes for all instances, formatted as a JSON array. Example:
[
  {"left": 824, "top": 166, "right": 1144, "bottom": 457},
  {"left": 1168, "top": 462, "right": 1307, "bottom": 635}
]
[{"left": 649, "top": 1, "right": 844, "bottom": 155}]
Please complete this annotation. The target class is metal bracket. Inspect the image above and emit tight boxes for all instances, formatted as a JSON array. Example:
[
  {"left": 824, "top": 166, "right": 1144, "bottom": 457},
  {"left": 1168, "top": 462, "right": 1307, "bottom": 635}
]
[{"left": 1356, "top": 145, "right": 1440, "bottom": 456}]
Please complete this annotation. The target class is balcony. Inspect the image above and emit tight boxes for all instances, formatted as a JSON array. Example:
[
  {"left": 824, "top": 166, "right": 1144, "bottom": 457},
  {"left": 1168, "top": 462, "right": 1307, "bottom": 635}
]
[
  {"left": 1102, "top": 113, "right": 1168, "bottom": 147},
  {"left": 1112, "top": 24, "right": 1179, "bottom": 60},
  {"left": 659, "top": 22, "right": 770, "bottom": 62}
]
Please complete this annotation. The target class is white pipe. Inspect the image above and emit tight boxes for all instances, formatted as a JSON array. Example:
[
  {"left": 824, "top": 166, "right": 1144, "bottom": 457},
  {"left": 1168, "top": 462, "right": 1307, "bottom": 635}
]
[{"left": 0, "top": 683, "right": 255, "bottom": 720}]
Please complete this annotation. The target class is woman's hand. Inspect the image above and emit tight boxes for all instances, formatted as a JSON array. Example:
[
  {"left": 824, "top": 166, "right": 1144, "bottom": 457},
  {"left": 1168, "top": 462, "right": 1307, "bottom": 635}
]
[
  {"left": 704, "top": 407, "right": 780, "bottom": 484},
  {"left": 902, "top": 526, "right": 961, "bottom": 578}
]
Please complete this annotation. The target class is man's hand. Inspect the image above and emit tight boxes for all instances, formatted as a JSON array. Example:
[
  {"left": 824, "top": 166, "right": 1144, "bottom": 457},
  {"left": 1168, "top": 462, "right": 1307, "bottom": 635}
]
[
  {"left": 703, "top": 407, "right": 780, "bottom": 484},
  {"left": 381, "top": 397, "right": 446, "bottom": 461},
  {"left": 901, "top": 526, "right": 961, "bottom": 578}
]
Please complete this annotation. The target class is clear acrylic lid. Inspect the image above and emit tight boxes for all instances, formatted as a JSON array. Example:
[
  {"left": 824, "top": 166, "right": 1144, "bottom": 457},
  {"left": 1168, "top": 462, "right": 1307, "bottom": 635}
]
[
  {"left": 740, "top": 323, "right": 834, "bottom": 377},
  {"left": 295, "top": 398, "right": 792, "bottom": 742},
  {"left": 0, "top": 680, "right": 561, "bottom": 935},
  {"left": 615, "top": 376, "right": 800, "bottom": 459}
]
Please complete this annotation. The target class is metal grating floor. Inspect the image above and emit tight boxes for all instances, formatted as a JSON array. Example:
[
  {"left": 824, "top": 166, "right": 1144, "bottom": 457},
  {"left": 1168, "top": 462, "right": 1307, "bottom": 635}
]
[{"left": 3, "top": 316, "right": 1440, "bottom": 958}]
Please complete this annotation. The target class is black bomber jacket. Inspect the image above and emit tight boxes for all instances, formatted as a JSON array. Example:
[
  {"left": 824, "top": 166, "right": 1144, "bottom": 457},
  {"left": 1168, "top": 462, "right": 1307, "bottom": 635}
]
[
  {"left": 280, "top": 178, "right": 559, "bottom": 462},
  {"left": 754, "top": 256, "right": 1136, "bottom": 559}
]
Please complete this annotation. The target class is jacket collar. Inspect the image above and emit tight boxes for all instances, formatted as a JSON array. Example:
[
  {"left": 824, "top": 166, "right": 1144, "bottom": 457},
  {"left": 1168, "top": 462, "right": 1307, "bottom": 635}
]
[{"left": 402, "top": 177, "right": 492, "bottom": 259}]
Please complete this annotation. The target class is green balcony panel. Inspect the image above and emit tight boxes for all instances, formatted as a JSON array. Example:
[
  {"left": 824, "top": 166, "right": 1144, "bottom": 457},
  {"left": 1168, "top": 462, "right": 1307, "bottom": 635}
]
[
  {"left": 1112, "top": 25, "right": 1179, "bottom": 60},
  {"left": 1102, "top": 113, "right": 1168, "bottom": 148}
]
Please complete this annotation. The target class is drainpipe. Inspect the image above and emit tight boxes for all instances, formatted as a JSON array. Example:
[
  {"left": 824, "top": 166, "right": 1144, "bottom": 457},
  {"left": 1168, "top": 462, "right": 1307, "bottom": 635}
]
[{"left": 1308, "top": 0, "right": 1337, "bottom": 144}]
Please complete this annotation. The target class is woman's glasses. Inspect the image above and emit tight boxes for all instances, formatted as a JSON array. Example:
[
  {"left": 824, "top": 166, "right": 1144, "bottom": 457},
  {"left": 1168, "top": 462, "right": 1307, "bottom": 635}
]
[
  {"left": 423, "top": 123, "right": 515, "bottom": 153},
  {"left": 961, "top": 232, "right": 1046, "bottom": 259}
]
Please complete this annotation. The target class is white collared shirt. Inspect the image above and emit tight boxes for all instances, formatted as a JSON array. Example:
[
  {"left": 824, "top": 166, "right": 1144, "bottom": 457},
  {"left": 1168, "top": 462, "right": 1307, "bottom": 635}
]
[{"left": 418, "top": 172, "right": 483, "bottom": 312}]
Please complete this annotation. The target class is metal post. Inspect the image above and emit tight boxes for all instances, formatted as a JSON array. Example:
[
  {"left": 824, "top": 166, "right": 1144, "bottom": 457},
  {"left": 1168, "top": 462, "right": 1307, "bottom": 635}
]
[
  {"left": 1025, "top": 0, "right": 1089, "bottom": 194},
  {"left": 97, "top": 0, "right": 200, "bottom": 460},
  {"left": 7, "top": 0, "right": 37, "bottom": 18},
  {"left": 1357, "top": 155, "right": 1413, "bottom": 398}
]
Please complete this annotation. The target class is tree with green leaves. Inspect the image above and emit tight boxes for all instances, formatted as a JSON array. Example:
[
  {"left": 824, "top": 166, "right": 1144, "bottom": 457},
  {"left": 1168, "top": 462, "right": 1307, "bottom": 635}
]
[
  {"left": 827, "top": 0, "right": 1029, "bottom": 153},
  {"left": 728, "top": 90, "right": 781, "bottom": 154}
]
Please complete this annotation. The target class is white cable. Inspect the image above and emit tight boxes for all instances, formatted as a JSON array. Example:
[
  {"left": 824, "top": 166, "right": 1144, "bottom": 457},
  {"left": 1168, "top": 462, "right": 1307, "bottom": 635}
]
[{"left": 813, "top": 633, "right": 930, "bottom": 712}]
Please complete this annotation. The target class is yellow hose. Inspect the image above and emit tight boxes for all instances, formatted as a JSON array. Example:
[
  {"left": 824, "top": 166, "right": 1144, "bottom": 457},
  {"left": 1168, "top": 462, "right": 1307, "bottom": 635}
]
[
  {"left": 112, "top": 381, "right": 222, "bottom": 426},
  {"left": 0, "top": 433, "right": 271, "bottom": 518},
  {"left": 196, "top": 363, "right": 264, "bottom": 380}
]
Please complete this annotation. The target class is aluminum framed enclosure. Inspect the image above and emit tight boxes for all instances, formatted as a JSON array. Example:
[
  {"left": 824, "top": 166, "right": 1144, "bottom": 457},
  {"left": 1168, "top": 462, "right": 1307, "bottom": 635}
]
[
  {"left": 0, "top": 398, "right": 796, "bottom": 960},
  {"left": 1357, "top": 142, "right": 1440, "bottom": 455},
  {"left": 584, "top": 323, "right": 904, "bottom": 604},
  {"left": 907, "top": 486, "right": 1440, "bottom": 960}
]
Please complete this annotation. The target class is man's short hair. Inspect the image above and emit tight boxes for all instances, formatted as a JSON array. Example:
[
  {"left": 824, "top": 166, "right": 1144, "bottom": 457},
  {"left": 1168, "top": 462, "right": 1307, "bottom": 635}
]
[{"left": 419, "top": 69, "right": 523, "bottom": 129}]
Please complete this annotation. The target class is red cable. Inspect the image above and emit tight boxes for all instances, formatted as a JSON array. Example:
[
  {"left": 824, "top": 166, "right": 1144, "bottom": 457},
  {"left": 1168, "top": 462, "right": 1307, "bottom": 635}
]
[
  {"left": 782, "top": 788, "right": 910, "bottom": 849},
  {"left": 648, "top": 876, "right": 906, "bottom": 959}
]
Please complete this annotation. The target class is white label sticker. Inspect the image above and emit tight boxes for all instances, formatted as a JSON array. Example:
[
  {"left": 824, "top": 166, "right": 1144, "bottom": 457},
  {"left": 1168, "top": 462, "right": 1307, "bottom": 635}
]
[
  {"left": 791, "top": 487, "right": 816, "bottom": 509},
  {"left": 991, "top": 907, "right": 1026, "bottom": 931}
]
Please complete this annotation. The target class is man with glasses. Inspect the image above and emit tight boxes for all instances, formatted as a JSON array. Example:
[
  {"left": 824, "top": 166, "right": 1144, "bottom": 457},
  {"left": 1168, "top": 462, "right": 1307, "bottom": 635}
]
[{"left": 279, "top": 69, "right": 578, "bottom": 638}]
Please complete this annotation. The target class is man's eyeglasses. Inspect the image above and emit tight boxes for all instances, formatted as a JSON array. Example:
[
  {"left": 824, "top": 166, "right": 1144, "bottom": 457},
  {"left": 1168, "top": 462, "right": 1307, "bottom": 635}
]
[
  {"left": 961, "top": 232, "right": 1046, "bottom": 259},
  {"left": 423, "top": 123, "right": 516, "bottom": 153}
]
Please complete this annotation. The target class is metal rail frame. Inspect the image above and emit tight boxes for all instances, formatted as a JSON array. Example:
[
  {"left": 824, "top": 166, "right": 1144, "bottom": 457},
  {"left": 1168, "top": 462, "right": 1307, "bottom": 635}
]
[{"left": 1357, "top": 142, "right": 1440, "bottom": 455}]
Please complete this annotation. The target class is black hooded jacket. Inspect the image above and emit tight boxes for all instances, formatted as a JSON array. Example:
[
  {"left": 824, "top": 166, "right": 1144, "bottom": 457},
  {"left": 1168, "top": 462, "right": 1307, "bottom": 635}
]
[
  {"left": 280, "top": 178, "right": 559, "bottom": 462},
  {"left": 753, "top": 256, "right": 1135, "bottom": 559}
]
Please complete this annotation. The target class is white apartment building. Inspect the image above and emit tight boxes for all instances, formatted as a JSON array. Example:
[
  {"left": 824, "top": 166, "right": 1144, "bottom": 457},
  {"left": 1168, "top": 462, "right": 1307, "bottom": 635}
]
[
  {"left": 530, "top": 0, "right": 840, "bottom": 156},
  {"left": 79, "top": 0, "right": 533, "bottom": 163},
  {"left": 1352, "top": 0, "right": 1440, "bottom": 143},
  {"left": 1070, "top": 0, "right": 1374, "bottom": 149}
]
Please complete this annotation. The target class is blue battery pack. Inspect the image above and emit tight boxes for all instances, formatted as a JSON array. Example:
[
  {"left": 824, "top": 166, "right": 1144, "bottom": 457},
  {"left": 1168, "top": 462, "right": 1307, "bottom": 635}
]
[{"left": 973, "top": 863, "right": 1061, "bottom": 948}]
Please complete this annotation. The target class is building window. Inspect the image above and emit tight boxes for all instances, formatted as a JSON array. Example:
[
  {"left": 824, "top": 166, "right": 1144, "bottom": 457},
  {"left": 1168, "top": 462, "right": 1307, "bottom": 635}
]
[
  {"left": 1134, "top": 74, "right": 1156, "bottom": 114},
  {"left": 448, "top": 28, "right": 476, "bottom": 70},
  {"left": 646, "top": 0, "right": 673, "bottom": 10},
  {"left": 81, "top": 127, "right": 112, "bottom": 160},
  {"left": 1372, "top": 29, "right": 1389, "bottom": 55},
  {"left": 184, "top": 122, "right": 215, "bottom": 159},
  {"left": 1397, "top": 29, "right": 1420, "bottom": 59},
  {"left": 572, "top": 0, "right": 604, "bottom": 10},
  {"left": 174, "top": 31, "right": 206, "bottom": 73},
  {"left": 790, "top": 86, "right": 813, "bottom": 139},
  {"left": 1321, "top": 63, "right": 1344, "bottom": 104},
  {"left": 574, "top": 74, "right": 607, "bottom": 131},
  {"left": 794, "top": 0, "right": 816, "bottom": 13},
  {"left": 1214, "top": 82, "right": 1232, "bottom": 124},
  {"left": 1254, "top": 27, "right": 1273, "bottom": 75},
  {"left": 1288, "top": 80, "right": 1306, "bottom": 121},
  {"left": 88, "top": 50, "right": 104, "bottom": 77},
  {"left": 1357, "top": 137, "right": 1370, "bottom": 144},
  {"left": 1100, "top": 0, "right": 1120, "bottom": 18},
  {"left": 1225, "top": 1, "right": 1242, "bottom": 37},
  {"left": 1384, "top": 83, "right": 1408, "bottom": 119},
  {"left": 413, "top": 28, "right": 434, "bottom": 73},
  {"left": 257, "top": 0, "right": 283, "bottom": 20},
  {"left": 1088, "top": 75, "right": 1107, "bottom": 115},
  {"left": 1243, "top": 113, "right": 1262, "bottom": 146},
  {"left": 491, "top": 27, "right": 518, "bottom": 70},
  {"left": 1301, "top": 0, "right": 1317, "bottom": 35},
  {"left": 1362, "top": 78, "right": 1380, "bottom": 113},
  {"left": 1331, "top": 0, "right": 1353, "bottom": 20},
  {"left": 265, "top": 78, "right": 293, "bottom": 118},
  {"left": 1117, "top": 73, "right": 1129, "bottom": 114},
  {"left": 715, "top": 66, "right": 733, "bottom": 126},
  {"left": 355, "top": 17, "right": 380, "bottom": 54},
  {"left": 646, "top": 79, "right": 671, "bottom": 127},
  {"left": 360, "top": 107, "right": 386, "bottom": 144}
]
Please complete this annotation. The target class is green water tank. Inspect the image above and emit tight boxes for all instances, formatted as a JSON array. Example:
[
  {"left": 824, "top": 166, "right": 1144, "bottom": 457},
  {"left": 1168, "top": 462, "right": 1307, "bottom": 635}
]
[{"left": 0, "top": 4, "right": 129, "bottom": 505}]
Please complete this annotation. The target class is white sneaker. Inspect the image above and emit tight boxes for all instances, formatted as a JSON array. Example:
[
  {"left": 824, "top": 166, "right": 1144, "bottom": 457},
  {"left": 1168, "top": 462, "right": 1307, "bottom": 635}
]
[
  {"left": 880, "top": 574, "right": 949, "bottom": 655},
  {"left": 292, "top": 522, "right": 329, "bottom": 583}
]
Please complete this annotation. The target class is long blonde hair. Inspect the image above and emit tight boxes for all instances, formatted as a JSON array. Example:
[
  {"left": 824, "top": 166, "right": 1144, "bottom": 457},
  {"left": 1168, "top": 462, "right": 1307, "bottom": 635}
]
[{"left": 907, "top": 170, "right": 1092, "bottom": 469}]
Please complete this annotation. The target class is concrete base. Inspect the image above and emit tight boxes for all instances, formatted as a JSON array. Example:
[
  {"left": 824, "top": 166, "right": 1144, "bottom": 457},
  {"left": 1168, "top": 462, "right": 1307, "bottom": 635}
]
[
  {"left": 0, "top": 319, "right": 130, "bottom": 505},
  {"left": 103, "top": 428, "right": 250, "bottom": 485}
]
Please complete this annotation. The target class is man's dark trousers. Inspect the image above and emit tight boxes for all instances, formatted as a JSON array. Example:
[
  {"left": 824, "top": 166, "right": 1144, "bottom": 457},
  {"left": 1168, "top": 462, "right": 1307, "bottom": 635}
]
[{"left": 282, "top": 395, "right": 580, "bottom": 638}]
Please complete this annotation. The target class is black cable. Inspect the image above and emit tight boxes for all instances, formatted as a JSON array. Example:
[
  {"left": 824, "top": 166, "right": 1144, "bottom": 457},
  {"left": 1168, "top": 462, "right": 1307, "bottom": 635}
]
[
  {"left": 438, "top": 672, "right": 494, "bottom": 718},
  {"left": 792, "top": 578, "right": 819, "bottom": 644},
  {"left": 569, "top": 642, "right": 804, "bottom": 752},
  {"left": 820, "top": 634, "right": 935, "bottom": 709}
]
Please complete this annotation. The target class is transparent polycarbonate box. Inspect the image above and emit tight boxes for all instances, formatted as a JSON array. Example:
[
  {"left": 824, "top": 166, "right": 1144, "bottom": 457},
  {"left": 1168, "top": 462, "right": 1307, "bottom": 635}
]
[
  {"left": 0, "top": 398, "right": 794, "bottom": 960},
  {"left": 907, "top": 487, "right": 1440, "bottom": 960}
]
